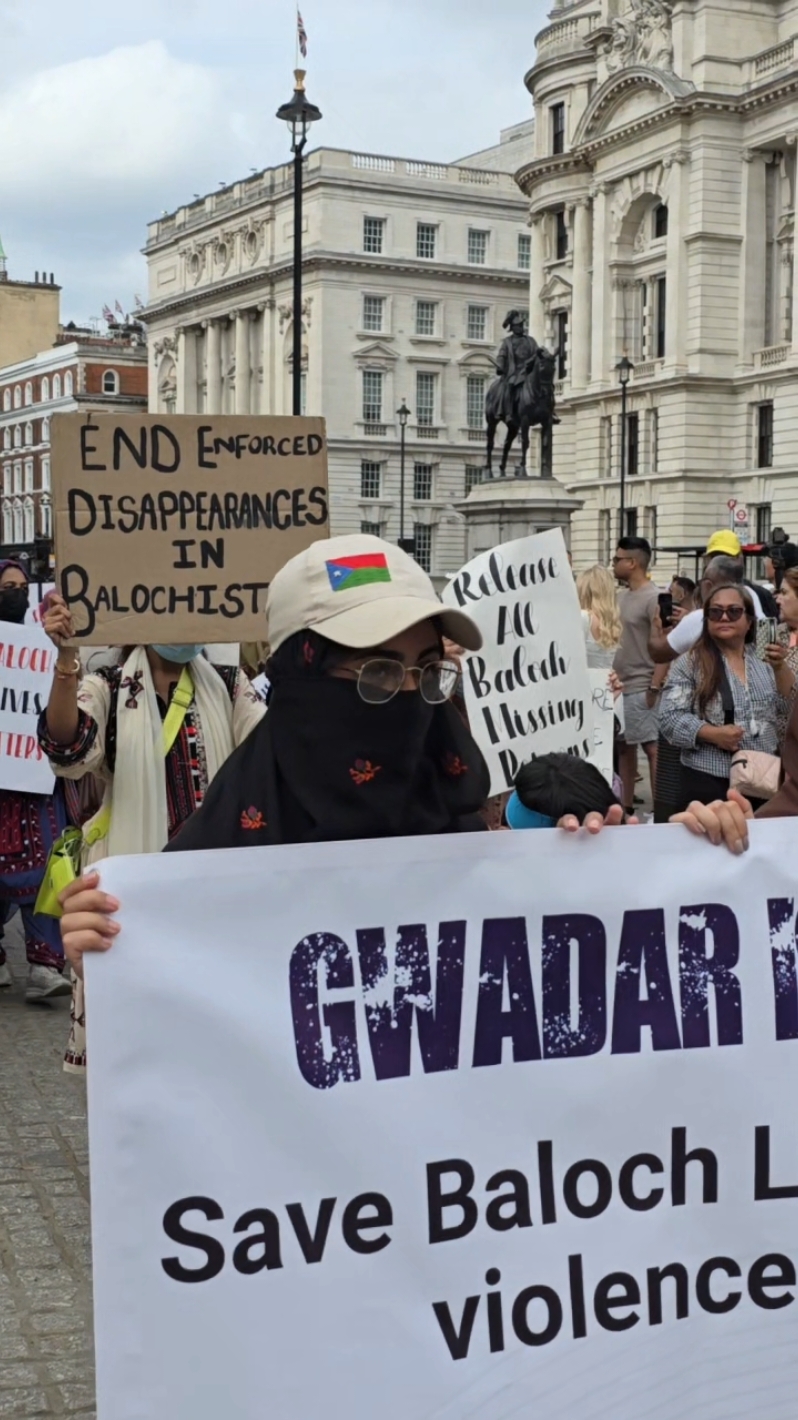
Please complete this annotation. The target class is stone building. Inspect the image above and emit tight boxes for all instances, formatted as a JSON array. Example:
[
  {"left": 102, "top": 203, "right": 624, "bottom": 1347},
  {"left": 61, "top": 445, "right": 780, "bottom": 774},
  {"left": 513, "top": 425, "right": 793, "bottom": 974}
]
[
  {"left": 0, "top": 238, "right": 60, "bottom": 369},
  {"left": 0, "top": 321, "right": 148, "bottom": 547},
  {"left": 517, "top": 0, "right": 798, "bottom": 569},
  {"left": 141, "top": 126, "right": 535, "bottom": 584}
]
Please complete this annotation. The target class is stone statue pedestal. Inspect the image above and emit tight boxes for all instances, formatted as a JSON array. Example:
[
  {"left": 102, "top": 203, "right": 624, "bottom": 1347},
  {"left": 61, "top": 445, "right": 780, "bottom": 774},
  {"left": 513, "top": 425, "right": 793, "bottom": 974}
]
[{"left": 453, "top": 473, "right": 583, "bottom": 562}]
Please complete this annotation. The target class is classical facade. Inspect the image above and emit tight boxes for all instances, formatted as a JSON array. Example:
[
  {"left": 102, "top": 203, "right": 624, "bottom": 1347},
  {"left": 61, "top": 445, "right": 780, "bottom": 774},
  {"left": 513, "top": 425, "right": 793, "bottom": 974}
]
[
  {"left": 518, "top": 0, "right": 798, "bottom": 570},
  {"left": 141, "top": 126, "right": 535, "bottom": 583},
  {"left": 0, "top": 323, "right": 147, "bottom": 547}
]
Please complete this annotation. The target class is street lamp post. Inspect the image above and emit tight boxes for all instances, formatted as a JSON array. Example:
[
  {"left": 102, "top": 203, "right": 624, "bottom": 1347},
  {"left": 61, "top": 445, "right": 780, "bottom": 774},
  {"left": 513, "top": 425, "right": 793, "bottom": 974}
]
[
  {"left": 276, "top": 70, "right": 322, "bottom": 416},
  {"left": 397, "top": 399, "right": 414, "bottom": 554},
  {"left": 615, "top": 356, "right": 634, "bottom": 539}
]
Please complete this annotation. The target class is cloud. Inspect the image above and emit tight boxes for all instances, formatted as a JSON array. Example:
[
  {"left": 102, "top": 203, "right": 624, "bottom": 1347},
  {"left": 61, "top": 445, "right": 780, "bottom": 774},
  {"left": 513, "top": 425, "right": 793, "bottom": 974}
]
[{"left": 0, "top": 40, "right": 240, "bottom": 196}]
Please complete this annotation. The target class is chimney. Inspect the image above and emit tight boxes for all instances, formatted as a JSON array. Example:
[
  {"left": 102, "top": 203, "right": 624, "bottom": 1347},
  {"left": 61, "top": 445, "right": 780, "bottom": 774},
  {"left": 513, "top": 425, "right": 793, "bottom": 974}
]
[{"left": 34, "top": 272, "right": 39, "bottom": 283}]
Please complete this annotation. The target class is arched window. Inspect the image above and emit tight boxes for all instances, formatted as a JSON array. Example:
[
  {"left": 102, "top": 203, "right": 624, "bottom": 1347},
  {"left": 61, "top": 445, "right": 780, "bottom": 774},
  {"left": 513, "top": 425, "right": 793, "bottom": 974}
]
[
  {"left": 2, "top": 390, "right": 10, "bottom": 412},
  {"left": 64, "top": 371, "right": 74, "bottom": 397},
  {"left": 39, "top": 497, "right": 52, "bottom": 538},
  {"left": 13, "top": 462, "right": 22, "bottom": 494},
  {"left": 12, "top": 500, "right": 23, "bottom": 544},
  {"left": 41, "top": 457, "right": 50, "bottom": 491},
  {"left": 40, "top": 376, "right": 50, "bottom": 402},
  {"left": 2, "top": 504, "right": 11, "bottom": 543},
  {"left": 42, "top": 417, "right": 49, "bottom": 442},
  {"left": 23, "top": 498, "right": 33, "bottom": 543},
  {"left": 2, "top": 466, "right": 10, "bottom": 496},
  {"left": 102, "top": 369, "right": 119, "bottom": 395},
  {"left": 24, "top": 460, "right": 33, "bottom": 492},
  {"left": 13, "top": 426, "right": 21, "bottom": 449},
  {"left": 53, "top": 374, "right": 62, "bottom": 399},
  {"left": 13, "top": 386, "right": 21, "bottom": 409},
  {"left": 2, "top": 429, "right": 9, "bottom": 451},
  {"left": 24, "top": 382, "right": 32, "bottom": 406},
  {"left": 24, "top": 423, "right": 32, "bottom": 447}
]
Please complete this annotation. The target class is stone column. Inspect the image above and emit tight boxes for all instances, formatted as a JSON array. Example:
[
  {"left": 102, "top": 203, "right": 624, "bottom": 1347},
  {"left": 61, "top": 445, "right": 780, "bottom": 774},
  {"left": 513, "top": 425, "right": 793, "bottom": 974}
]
[
  {"left": 590, "top": 183, "right": 611, "bottom": 386},
  {"left": 177, "top": 327, "right": 198, "bottom": 414},
  {"left": 174, "top": 328, "right": 186, "bottom": 413},
  {"left": 527, "top": 215, "right": 546, "bottom": 336},
  {"left": 739, "top": 151, "right": 768, "bottom": 369},
  {"left": 569, "top": 198, "right": 592, "bottom": 390},
  {"left": 234, "top": 310, "right": 251, "bottom": 414},
  {"left": 664, "top": 152, "right": 689, "bottom": 372},
  {"left": 205, "top": 319, "right": 222, "bottom": 413}
]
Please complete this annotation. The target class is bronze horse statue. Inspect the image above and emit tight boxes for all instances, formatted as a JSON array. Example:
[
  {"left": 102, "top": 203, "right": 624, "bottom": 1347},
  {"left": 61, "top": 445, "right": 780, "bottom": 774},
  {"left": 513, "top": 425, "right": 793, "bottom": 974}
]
[{"left": 485, "top": 347, "right": 559, "bottom": 478}]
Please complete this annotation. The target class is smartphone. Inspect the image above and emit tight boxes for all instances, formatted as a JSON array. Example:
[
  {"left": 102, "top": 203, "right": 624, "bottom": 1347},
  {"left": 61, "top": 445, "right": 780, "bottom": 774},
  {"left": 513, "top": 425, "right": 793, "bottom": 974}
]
[
  {"left": 755, "top": 617, "right": 780, "bottom": 660},
  {"left": 657, "top": 592, "right": 673, "bottom": 627}
]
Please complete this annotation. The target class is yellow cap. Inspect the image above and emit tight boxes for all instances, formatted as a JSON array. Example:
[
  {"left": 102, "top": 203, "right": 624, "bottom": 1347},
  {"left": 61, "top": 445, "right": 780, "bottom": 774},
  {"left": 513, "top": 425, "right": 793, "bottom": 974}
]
[{"left": 706, "top": 530, "right": 742, "bottom": 557}]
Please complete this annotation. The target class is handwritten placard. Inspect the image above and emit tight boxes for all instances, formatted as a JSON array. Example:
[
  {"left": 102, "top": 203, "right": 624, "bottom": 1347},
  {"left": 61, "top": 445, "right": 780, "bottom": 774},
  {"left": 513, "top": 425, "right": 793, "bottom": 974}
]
[
  {"left": 51, "top": 413, "right": 329, "bottom": 644},
  {"left": 442, "top": 530, "right": 592, "bottom": 794},
  {"left": 0, "top": 620, "right": 56, "bottom": 795},
  {"left": 587, "top": 668, "right": 616, "bottom": 787}
]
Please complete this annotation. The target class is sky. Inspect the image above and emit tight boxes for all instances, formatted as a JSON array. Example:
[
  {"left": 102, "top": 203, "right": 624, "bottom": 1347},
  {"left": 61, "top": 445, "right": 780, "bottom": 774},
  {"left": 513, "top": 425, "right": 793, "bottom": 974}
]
[{"left": 0, "top": 0, "right": 549, "bottom": 325}]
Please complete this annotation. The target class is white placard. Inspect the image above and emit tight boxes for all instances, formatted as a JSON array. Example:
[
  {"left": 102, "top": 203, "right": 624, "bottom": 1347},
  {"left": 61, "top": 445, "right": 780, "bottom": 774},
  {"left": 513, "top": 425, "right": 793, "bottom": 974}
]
[
  {"left": 0, "top": 620, "right": 56, "bottom": 793},
  {"left": 587, "top": 668, "right": 615, "bottom": 786},
  {"left": 25, "top": 581, "right": 55, "bottom": 626},
  {"left": 442, "top": 530, "right": 593, "bottom": 794},
  {"left": 88, "top": 823, "right": 798, "bottom": 1420}
]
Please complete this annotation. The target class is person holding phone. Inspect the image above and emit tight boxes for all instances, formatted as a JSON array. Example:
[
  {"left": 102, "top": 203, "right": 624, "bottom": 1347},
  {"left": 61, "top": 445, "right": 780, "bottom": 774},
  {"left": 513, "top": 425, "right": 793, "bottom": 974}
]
[{"left": 659, "top": 584, "right": 793, "bottom": 809}]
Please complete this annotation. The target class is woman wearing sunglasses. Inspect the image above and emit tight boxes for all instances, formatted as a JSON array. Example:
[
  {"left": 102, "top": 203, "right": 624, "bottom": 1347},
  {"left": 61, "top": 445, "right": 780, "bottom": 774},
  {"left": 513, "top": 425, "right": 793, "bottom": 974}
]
[{"left": 659, "top": 583, "right": 793, "bottom": 810}]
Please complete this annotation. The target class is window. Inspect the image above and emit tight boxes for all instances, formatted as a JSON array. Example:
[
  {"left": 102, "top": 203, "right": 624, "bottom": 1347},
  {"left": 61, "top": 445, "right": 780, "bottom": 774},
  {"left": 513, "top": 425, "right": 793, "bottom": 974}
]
[
  {"left": 53, "top": 375, "right": 61, "bottom": 399},
  {"left": 466, "top": 306, "right": 488, "bottom": 341},
  {"left": 12, "top": 499, "right": 22, "bottom": 544},
  {"left": 2, "top": 429, "right": 8, "bottom": 451},
  {"left": 555, "top": 210, "right": 568, "bottom": 261},
  {"left": 555, "top": 311, "right": 568, "bottom": 379},
  {"left": 415, "top": 371, "right": 436, "bottom": 427},
  {"left": 40, "top": 498, "right": 52, "bottom": 537},
  {"left": 650, "top": 409, "right": 659, "bottom": 473},
  {"left": 413, "top": 463, "right": 433, "bottom": 500},
  {"left": 41, "top": 456, "right": 50, "bottom": 491},
  {"left": 102, "top": 369, "right": 119, "bottom": 394},
  {"left": 42, "top": 417, "right": 49, "bottom": 441},
  {"left": 465, "top": 465, "right": 482, "bottom": 495},
  {"left": 655, "top": 276, "right": 666, "bottom": 359},
  {"left": 64, "top": 371, "right": 73, "bottom": 397},
  {"left": 414, "top": 524, "right": 432, "bottom": 573},
  {"left": 13, "top": 386, "right": 21, "bottom": 409},
  {"left": 40, "top": 376, "right": 49, "bottom": 402},
  {"left": 24, "top": 423, "right": 32, "bottom": 447},
  {"left": 23, "top": 382, "right": 32, "bottom": 406},
  {"left": 623, "top": 507, "right": 638, "bottom": 538},
  {"left": 363, "top": 217, "right": 385, "bottom": 254},
  {"left": 2, "top": 467, "right": 9, "bottom": 495},
  {"left": 360, "top": 461, "right": 381, "bottom": 499},
  {"left": 467, "top": 229, "right": 488, "bottom": 266},
  {"left": 517, "top": 233, "right": 531, "bottom": 270},
  {"left": 756, "top": 503, "right": 772, "bottom": 543},
  {"left": 415, "top": 301, "right": 437, "bottom": 336},
  {"left": 653, "top": 203, "right": 668, "bottom": 239},
  {"left": 416, "top": 223, "right": 437, "bottom": 260},
  {"left": 1, "top": 504, "right": 10, "bottom": 543},
  {"left": 466, "top": 374, "right": 486, "bottom": 430},
  {"left": 24, "top": 460, "right": 33, "bottom": 492},
  {"left": 601, "top": 416, "right": 613, "bottom": 479},
  {"left": 13, "top": 462, "right": 21, "bottom": 494},
  {"left": 23, "top": 498, "right": 33, "bottom": 543},
  {"left": 362, "top": 370, "right": 383, "bottom": 424},
  {"left": 13, "top": 425, "right": 20, "bottom": 448},
  {"left": 757, "top": 402, "right": 774, "bottom": 468},
  {"left": 626, "top": 412, "right": 640, "bottom": 477},
  {"left": 360, "top": 520, "right": 381, "bottom": 536},
  {"left": 551, "top": 102, "right": 566, "bottom": 155},
  {"left": 2, "top": 390, "right": 9, "bottom": 412},
  {"left": 362, "top": 295, "right": 385, "bottom": 332},
  {"left": 599, "top": 509, "right": 612, "bottom": 564}
]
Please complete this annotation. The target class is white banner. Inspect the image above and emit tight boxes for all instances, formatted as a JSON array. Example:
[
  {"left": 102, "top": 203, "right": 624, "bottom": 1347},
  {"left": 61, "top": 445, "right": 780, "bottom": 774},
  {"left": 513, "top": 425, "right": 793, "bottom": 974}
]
[
  {"left": 442, "top": 530, "right": 593, "bottom": 794},
  {"left": 0, "top": 620, "right": 56, "bottom": 793},
  {"left": 25, "top": 581, "right": 55, "bottom": 625},
  {"left": 88, "top": 824, "right": 798, "bottom": 1420},
  {"left": 587, "top": 668, "right": 615, "bottom": 787}
]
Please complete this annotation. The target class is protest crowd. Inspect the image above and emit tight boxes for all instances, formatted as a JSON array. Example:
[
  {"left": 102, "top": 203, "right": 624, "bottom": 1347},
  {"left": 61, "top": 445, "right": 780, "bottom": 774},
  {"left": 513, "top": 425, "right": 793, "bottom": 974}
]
[{"left": 0, "top": 516, "right": 793, "bottom": 1043}]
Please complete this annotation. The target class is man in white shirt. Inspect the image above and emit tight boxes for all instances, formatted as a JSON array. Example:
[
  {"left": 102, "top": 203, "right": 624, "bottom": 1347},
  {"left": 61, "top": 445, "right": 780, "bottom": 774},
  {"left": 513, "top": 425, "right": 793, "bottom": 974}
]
[{"left": 649, "top": 554, "right": 765, "bottom": 663}]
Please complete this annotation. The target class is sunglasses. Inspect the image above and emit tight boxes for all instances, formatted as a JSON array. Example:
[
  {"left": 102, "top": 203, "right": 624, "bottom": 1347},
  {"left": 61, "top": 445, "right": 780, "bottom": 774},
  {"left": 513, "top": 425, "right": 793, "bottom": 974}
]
[
  {"left": 351, "top": 658, "right": 460, "bottom": 705},
  {"left": 707, "top": 605, "right": 746, "bottom": 623}
]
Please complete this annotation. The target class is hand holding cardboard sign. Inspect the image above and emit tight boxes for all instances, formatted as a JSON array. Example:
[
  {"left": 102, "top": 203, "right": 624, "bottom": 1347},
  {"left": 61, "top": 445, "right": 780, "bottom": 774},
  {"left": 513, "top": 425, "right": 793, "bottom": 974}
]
[{"left": 43, "top": 592, "right": 75, "bottom": 648}]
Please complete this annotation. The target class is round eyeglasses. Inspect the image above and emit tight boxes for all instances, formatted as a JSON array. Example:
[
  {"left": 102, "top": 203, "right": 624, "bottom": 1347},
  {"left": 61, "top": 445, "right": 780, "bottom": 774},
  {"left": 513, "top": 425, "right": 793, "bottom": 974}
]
[{"left": 354, "top": 658, "right": 460, "bottom": 705}]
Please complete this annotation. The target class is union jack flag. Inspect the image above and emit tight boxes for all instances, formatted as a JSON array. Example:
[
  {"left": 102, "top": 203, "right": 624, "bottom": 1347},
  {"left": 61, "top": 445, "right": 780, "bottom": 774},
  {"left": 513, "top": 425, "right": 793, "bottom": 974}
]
[
  {"left": 115, "top": 299, "right": 124, "bottom": 314},
  {"left": 297, "top": 8, "right": 308, "bottom": 57},
  {"left": 102, "top": 304, "right": 113, "bottom": 321}
]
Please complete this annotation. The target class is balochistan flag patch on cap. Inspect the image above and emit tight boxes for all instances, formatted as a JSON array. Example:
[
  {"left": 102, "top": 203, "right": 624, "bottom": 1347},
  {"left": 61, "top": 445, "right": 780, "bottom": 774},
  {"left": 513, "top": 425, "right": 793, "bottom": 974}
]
[{"left": 326, "top": 553, "right": 392, "bottom": 592}]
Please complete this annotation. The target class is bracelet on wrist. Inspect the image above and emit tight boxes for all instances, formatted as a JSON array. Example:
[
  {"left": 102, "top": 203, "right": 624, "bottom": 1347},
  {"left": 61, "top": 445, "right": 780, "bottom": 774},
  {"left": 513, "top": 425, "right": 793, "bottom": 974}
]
[{"left": 54, "top": 656, "right": 81, "bottom": 680}]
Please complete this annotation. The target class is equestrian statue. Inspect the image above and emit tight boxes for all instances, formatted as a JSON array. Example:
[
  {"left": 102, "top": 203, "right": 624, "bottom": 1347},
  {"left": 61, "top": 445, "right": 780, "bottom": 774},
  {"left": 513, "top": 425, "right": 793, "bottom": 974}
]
[{"left": 484, "top": 310, "right": 560, "bottom": 478}]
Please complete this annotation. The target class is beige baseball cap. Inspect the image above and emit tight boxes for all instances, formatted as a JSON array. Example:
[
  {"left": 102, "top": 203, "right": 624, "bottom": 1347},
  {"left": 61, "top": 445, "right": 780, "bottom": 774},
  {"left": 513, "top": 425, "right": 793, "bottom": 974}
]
[{"left": 266, "top": 535, "right": 482, "bottom": 653}]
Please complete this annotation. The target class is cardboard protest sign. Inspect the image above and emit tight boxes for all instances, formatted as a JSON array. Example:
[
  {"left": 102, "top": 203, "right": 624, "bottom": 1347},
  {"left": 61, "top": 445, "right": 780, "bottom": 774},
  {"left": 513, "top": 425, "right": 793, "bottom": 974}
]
[
  {"left": 51, "top": 414, "right": 329, "bottom": 644},
  {"left": 0, "top": 621, "right": 56, "bottom": 794},
  {"left": 88, "top": 823, "right": 798, "bottom": 1420},
  {"left": 587, "top": 668, "right": 616, "bottom": 786},
  {"left": 442, "top": 530, "right": 593, "bottom": 794}
]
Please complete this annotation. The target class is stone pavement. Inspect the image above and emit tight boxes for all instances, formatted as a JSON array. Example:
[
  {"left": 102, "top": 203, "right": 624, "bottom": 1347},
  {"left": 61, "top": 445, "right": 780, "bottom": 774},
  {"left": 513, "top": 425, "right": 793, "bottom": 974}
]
[{"left": 0, "top": 917, "right": 95, "bottom": 1417}]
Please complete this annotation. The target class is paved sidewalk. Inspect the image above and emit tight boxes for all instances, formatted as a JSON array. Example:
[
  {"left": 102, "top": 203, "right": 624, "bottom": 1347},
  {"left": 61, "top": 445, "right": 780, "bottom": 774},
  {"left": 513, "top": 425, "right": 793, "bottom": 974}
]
[{"left": 0, "top": 917, "right": 95, "bottom": 1417}]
